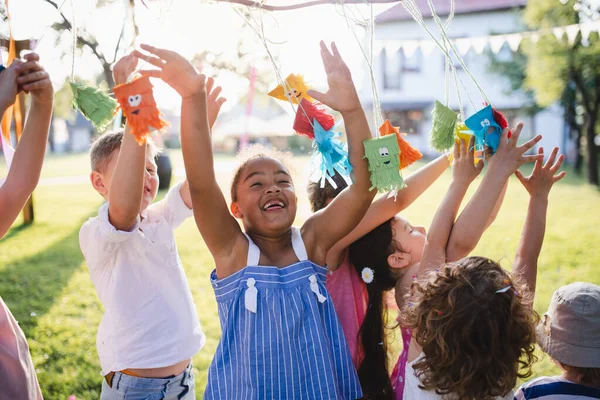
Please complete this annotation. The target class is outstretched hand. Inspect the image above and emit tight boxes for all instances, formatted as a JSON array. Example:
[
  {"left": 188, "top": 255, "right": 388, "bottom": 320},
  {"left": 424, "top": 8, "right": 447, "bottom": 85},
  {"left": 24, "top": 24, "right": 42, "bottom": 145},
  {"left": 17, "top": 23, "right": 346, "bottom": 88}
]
[
  {"left": 113, "top": 54, "right": 138, "bottom": 86},
  {"left": 452, "top": 136, "right": 484, "bottom": 185},
  {"left": 205, "top": 77, "right": 226, "bottom": 129},
  {"left": 487, "top": 123, "right": 543, "bottom": 179},
  {"left": 133, "top": 44, "right": 206, "bottom": 98},
  {"left": 307, "top": 41, "right": 360, "bottom": 114},
  {"left": 515, "top": 146, "right": 565, "bottom": 198}
]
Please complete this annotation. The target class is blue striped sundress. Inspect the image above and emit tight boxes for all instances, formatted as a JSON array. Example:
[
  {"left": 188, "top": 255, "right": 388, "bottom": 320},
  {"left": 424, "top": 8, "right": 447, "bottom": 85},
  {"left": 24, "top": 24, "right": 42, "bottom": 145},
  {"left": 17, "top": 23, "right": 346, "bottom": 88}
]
[{"left": 204, "top": 227, "right": 362, "bottom": 399}]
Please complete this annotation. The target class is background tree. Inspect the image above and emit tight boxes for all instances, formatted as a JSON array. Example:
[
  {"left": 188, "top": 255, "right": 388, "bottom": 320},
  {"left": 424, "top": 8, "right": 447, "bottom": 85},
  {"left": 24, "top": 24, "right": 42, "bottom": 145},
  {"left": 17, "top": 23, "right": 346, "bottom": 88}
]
[{"left": 523, "top": 0, "right": 600, "bottom": 185}]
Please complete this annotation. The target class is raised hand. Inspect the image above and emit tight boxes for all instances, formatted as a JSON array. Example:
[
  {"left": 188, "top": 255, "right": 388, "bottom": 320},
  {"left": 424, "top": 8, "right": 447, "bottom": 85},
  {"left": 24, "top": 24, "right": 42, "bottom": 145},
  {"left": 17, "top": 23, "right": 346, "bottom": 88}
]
[
  {"left": 487, "top": 123, "right": 543, "bottom": 179},
  {"left": 133, "top": 44, "right": 206, "bottom": 98},
  {"left": 15, "top": 53, "right": 53, "bottom": 105},
  {"left": 515, "top": 146, "right": 566, "bottom": 198},
  {"left": 205, "top": 77, "right": 226, "bottom": 129},
  {"left": 113, "top": 53, "right": 139, "bottom": 86},
  {"left": 307, "top": 41, "right": 360, "bottom": 113},
  {"left": 452, "top": 136, "right": 484, "bottom": 185}
]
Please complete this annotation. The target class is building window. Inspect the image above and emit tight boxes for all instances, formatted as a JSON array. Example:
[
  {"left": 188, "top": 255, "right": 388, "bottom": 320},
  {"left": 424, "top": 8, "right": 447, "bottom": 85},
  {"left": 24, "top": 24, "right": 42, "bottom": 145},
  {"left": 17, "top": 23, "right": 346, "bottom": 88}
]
[
  {"left": 383, "top": 110, "right": 424, "bottom": 135},
  {"left": 401, "top": 48, "right": 422, "bottom": 72},
  {"left": 382, "top": 48, "right": 401, "bottom": 90}
]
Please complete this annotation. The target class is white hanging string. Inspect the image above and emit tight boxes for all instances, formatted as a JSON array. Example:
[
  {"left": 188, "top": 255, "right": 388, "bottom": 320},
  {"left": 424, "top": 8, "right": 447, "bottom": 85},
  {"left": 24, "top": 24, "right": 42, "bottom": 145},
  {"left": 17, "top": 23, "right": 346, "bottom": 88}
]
[
  {"left": 70, "top": 0, "right": 76, "bottom": 81},
  {"left": 399, "top": 0, "right": 488, "bottom": 107}
]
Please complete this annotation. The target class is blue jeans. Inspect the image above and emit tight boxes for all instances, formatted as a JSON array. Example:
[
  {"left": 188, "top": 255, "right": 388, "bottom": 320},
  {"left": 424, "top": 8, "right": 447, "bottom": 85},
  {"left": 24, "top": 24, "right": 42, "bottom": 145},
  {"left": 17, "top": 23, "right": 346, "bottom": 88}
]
[{"left": 100, "top": 363, "right": 195, "bottom": 400}]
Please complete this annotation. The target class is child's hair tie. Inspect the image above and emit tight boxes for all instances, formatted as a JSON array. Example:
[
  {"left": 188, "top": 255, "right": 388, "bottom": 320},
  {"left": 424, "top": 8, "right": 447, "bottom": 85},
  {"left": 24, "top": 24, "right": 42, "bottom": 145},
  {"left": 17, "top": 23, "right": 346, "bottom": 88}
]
[
  {"left": 361, "top": 267, "right": 374, "bottom": 284},
  {"left": 495, "top": 280, "right": 512, "bottom": 294}
]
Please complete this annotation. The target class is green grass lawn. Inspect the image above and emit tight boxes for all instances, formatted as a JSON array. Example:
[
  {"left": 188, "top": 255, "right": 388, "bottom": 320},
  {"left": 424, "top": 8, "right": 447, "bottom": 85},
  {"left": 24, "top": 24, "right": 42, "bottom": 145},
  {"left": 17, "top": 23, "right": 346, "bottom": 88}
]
[{"left": 1, "top": 151, "right": 599, "bottom": 399}]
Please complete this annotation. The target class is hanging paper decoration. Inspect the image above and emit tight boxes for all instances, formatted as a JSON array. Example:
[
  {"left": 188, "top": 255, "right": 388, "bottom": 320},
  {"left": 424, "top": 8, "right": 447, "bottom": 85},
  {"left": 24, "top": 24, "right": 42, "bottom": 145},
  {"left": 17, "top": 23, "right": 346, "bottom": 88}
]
[
  {"left": 309, "top": 120, "right": 352, "bottom": 189},
  {"left": 293, "top": 98, "right": 335, "bottom": 139},
  {"left": 70, "top": 82, "right": 118, "bottom": 131},
  {"left": 379, "top": 119, "right": 422, "bottom": 169},
  {"left": 268, "top": 74, "right": 314, "bottom": 104},
  {"left": 363, "top": 134, "right": 405, "bottom": 193},
  {"left": 113, "top": 76, "right": 167, "bottom": 144},
  {"left": 465, "top": 105, "right": 502, "bottom": 154},
  {"left": 491, "top": 106, "right": 512, "bottom": 139},
  {"left": 429, "top": 101, "right": 457, "bottom": 152}
]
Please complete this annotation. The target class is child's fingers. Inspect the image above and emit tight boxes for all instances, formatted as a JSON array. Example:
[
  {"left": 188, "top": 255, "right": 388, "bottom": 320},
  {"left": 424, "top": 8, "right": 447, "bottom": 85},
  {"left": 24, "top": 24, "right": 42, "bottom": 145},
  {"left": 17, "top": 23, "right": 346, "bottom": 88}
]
[
  {"left": 508, "top": 123, "right": 523, "bottom": 148},
  {"left": 23, "top": 52, "right": 40, "bottom": 62},
  {"left": 532, "top": 147, "right": 543, "bottom": 173},
  {"left": 549, "top": 154, "right": 565, "bottom": 174},
  {"left": 139, "top": 69, "right": 162, "bottom": 78},
  {"left": 459, "top": 138, "right": 467, "bottom": 158},
  {"left": 452, "top": 140, "right": 459, "bottom": 161},
  {"left": 497, "top": 127, "right": 511, "bottom": 150},
  {"left": 306, "top": 89, "right": 327, "bottom": 104},
  {"left": 518, "top": 134, "right": 542, "bottom": 154},
  {"left": 21, "top": 78, "right": 51, "bottom": 92},
  {"left": 15, "top": 60, "right": 42, "bottom": 73},
  {"left": 514, "top": 169, "right": 527, "bottom": 186},
  {"left": 319, "top": 41, "right": 334, "bottom": 73},
  {"left": 139, "top": 44, "right": 174, "bottom": 61},
  {"left": 16, "top": 70, "right": 49, "bottom": 84},
  {"left": 552, "top": 170, "right": 567, "bottom": 183},
  {"left": 544, "top": 147, "right": 559, "bottom": 170},
  {"left": 132, "top": 50, "right": 164, "bottom": 68},
  {"left": 206, "top": 77, "right": 215, "bottom": 95},
  {"left": 330, "top": 42, "right": 341, "bottom": 59},
  {"left": 475, "top": 159, "right": 484, "bottom": 174},
  {"left": 520, "top": 154, "right": 544, "bottom": 165},
  {"left": 209, "top": 86, "right": 223, "bottom": 101}
]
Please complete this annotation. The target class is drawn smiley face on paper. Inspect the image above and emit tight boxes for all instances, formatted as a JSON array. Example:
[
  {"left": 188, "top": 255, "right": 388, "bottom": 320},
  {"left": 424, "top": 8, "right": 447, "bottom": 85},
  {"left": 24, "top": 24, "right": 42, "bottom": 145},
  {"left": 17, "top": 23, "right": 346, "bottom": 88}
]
[
  {"left": 268, "top": 74, "right": 314, "bottom": 104},
  {"left": 128, "top": 94, "right": 142, "bottom": 114}
]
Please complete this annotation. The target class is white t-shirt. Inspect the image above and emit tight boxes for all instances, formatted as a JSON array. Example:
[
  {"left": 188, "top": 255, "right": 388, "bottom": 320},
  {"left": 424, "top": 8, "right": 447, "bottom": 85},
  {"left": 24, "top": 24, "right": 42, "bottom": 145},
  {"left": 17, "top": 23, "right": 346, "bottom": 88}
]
[
  {"left": 515, "top": 376, "right": 600, "bottom": 399},
  {"left": 403, "top": 353, "right": 514, "bottom": 400},
  {"left": 79, "top": 182, "right": 205, "bottom": 376}
]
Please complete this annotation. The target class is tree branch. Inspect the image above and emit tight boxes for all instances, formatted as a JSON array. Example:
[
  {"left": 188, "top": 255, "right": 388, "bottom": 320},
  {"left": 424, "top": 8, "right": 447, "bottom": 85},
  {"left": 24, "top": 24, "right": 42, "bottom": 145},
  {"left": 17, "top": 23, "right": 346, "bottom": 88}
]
[{"left": 218, "top": 0, "right": 399, "bottom": 11}]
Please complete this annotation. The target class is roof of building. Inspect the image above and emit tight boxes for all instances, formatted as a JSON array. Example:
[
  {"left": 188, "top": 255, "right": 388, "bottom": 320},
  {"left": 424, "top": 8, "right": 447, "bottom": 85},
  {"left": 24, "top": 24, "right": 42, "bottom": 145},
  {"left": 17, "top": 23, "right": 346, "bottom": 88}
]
[{"left": 376, "top": 0, "right": 527, "bottom": 23}]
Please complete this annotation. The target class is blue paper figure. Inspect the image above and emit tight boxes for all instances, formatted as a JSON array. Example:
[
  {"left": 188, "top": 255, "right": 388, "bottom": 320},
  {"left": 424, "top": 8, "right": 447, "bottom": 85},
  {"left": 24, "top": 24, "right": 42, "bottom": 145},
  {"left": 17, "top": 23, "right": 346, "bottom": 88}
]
[
  {"left": 465, "top": 105, "right": 502, "bottom": 154},
  {"left": 309, "top": 120, "right": 353, "bottom": 189}
]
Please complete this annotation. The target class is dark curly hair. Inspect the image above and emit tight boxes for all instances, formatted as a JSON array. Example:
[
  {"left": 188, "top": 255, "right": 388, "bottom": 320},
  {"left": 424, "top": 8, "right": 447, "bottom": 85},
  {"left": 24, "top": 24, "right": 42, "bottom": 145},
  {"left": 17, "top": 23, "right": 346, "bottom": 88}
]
[
  {"left": 307, "top": 171, "right": 350, "bottom": 212},
  {"left": 230, "top": 144, "right": 292, "bottom": 202},
  {"left": 400, "top": 256, "right": 539, "bottom": 400},
  {"left": 348, "top": 218, "right": 398, "bottom": 400}
]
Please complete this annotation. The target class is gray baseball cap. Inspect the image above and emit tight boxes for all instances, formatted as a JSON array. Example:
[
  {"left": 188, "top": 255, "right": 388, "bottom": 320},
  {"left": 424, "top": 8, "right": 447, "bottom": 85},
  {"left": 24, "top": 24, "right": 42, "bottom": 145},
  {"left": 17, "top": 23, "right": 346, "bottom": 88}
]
[{"left": 537, "top": 282, "right": 600, "bottom": 368}]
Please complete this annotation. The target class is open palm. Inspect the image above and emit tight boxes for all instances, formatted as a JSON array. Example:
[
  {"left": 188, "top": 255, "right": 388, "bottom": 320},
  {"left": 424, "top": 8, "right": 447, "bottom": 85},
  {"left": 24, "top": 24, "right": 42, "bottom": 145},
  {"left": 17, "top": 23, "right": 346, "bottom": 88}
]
[
  {"left": 308, "top": 41, "right": 360, "bottom": 113},
  {"left": 133, "top": 44, "right": 206, "bottom": 98}
]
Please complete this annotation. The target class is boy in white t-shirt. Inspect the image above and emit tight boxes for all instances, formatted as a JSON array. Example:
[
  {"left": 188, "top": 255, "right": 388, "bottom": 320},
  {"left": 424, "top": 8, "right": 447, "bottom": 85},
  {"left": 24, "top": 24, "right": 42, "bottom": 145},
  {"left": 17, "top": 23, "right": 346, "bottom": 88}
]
[{"left": 79, "top": 54, "right": 225, "bottom": 399}]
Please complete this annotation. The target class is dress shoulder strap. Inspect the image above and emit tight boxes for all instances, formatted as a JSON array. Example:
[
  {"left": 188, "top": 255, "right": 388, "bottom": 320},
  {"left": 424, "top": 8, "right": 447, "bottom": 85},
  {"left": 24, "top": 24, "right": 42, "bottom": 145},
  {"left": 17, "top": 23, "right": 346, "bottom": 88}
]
[
  {"left": 243, "top": 233, "right": 261, "bottom": 266},
  {"left": 291, "top": 227, "right": 308, "bottom": 262}
]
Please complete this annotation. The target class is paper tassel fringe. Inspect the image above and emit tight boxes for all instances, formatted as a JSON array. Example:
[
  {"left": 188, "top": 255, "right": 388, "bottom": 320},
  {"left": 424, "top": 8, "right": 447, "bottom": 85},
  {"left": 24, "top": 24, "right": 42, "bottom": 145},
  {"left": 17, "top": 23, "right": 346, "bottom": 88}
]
[
  {"left": 429, "top": 101, "right": 458, "bottom": 152},
  {"left": 70, "top": 82, "right": 118, "bottom": 131},
  {"left": 363, "top": 134, "right": 406, "bottom": 193},
  {"left": 309, "top": 120, "right": 353, "bottom": 189},
  {"left": 293, "top": 98, "right": 335, "bottom": 139}
]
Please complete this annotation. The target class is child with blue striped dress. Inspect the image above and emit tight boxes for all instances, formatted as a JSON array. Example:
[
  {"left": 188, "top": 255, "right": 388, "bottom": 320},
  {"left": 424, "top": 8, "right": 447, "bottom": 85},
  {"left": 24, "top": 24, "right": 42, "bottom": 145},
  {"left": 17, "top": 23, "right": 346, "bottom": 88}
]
[{"left": 139, "top": 41, "right": 374, "bottom": 399}]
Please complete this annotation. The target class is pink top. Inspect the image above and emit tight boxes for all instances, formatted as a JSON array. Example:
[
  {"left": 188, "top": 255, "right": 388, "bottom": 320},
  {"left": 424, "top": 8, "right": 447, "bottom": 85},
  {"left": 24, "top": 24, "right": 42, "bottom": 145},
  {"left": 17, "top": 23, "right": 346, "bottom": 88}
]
[
  {"left": 0, "top": 296, "right": 43, "bottom": 400},
  {"left": 391, "top": 327, "right": 413, "bottom": 400},
  {"left": 326, "top": 251, "right": 368, "bottom": 368}
]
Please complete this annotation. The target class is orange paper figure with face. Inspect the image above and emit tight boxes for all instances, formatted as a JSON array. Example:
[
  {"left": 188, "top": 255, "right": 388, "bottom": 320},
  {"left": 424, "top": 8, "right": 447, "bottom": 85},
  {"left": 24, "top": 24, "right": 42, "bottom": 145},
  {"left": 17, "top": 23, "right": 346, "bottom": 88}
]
[
  {"left": 379, "top": 119, "right": 422, "bottom": 169},
  {"left": 113, "top": 76, "right": 167, "bottom": 144},
  {"left": 268, "top": 74, "right": 314, "bottom": 104}
]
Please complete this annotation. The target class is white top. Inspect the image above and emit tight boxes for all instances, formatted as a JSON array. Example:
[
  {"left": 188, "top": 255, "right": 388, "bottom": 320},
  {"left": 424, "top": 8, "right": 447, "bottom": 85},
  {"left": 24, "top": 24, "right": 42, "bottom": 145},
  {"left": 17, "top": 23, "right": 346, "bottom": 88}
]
[
  {"left": 515, "top": 376, "right": 600, "bottom": 399},
  {"left": 403, "top": 353, "right": 514, "bottom": 400},
  {"left": 79, "top": 182, "right": 205, "bottom": 376}
]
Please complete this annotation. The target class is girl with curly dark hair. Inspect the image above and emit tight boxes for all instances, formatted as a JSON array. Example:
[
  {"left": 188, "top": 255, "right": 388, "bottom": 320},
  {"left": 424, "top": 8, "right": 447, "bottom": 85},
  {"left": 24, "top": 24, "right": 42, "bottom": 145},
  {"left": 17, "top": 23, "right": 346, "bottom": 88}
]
[{"left": 402, "top": 127, "right": 566, "bottom": 400}]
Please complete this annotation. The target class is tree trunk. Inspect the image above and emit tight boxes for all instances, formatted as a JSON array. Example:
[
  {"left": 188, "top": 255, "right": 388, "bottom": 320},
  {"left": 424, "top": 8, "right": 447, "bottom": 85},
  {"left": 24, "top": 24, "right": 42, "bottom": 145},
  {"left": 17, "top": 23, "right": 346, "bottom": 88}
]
[
  {"left": 587, "top": 112, "right": 599, "bottom": 186},
  {"left": 574, "top": 130, "right": 584, "bottom": 172},
  {"left": 103, "top": 63, "right": 115, "bottom": 90}
]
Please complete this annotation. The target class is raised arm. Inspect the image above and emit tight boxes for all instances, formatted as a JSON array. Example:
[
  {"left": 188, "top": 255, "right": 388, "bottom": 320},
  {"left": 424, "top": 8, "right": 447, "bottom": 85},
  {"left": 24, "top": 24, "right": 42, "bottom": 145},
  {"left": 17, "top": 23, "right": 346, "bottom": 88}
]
[
  {"left": 133, "top": 44, "right": 244, "bottom": 276},
  {"left": 107, "top": 55, "right": 147, "bottom": 231},
  {"left": 327, "top": 154, "right": 450, "bottom": 269},
  {"left": 0, "top": 54, "right": 53, "bottom": 238},
  {"left": 445, "top": 125, "right": 542, "bottom": 262},
  {"left": 177, "top": 77, "right": 227, "bottom": 209},
  {"left": 418, "top": 138, "right": 483, "bottom": 273},
  {"left": 303, "top": 41, "right": 375, "bottom": 262},
  {"left": 513, "top": 147, "right": 565, "bottom": 294}
]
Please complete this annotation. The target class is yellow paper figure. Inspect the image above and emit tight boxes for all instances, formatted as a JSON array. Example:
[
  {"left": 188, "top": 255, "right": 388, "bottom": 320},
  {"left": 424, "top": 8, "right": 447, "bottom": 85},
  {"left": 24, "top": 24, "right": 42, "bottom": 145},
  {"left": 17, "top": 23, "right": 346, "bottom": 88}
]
[{"left": 268, "top": 74, "right": 314, "bottom": 104}]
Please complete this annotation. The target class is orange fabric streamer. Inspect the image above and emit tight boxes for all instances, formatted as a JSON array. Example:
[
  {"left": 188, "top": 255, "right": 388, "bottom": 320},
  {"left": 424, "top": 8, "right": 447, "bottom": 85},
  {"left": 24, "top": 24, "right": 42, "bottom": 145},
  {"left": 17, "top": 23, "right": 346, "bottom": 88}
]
[
  {"left": 1, "top": 0, "right": 23, "bottom": 142},
  {"left": 379, "top": 119, "right": 422, "bottom": 169},
  {"left": 113, "top": 76, "right": 167, "bottom": 145}
]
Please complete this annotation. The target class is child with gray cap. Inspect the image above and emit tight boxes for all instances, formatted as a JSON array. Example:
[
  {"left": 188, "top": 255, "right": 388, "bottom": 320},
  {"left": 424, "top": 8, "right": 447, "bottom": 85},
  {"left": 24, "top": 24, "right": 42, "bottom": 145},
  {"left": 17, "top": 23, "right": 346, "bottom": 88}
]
[{"left": 515, "top": 282, "right": 600, "bottom": 399}]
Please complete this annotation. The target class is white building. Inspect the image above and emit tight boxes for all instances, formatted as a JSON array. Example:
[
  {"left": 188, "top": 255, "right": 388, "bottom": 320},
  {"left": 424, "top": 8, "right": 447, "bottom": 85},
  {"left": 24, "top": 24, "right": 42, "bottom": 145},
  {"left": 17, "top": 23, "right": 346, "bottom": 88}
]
[{"left": 361, "top": 0, "right": 568, "bottom": 158}]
